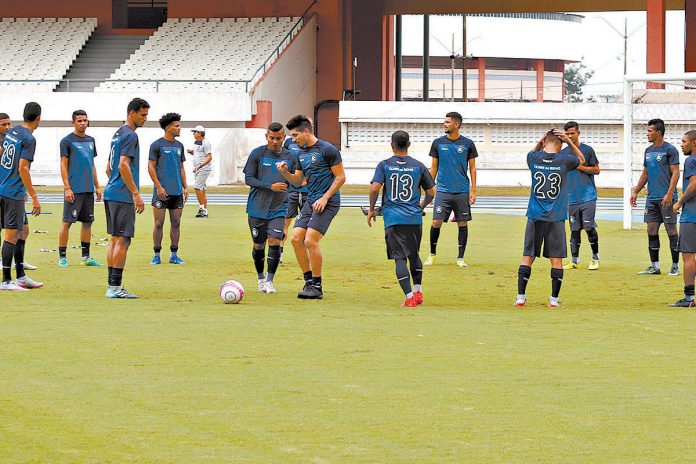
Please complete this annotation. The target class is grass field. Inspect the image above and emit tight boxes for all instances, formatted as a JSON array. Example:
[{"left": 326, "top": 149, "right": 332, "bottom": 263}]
[{"left": 2, "top": 204, "right": 696, "bottom": 463}]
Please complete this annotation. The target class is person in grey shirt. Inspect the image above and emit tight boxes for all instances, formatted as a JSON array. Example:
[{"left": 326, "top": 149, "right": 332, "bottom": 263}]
[{"left": 187, "top": 125, "right": 212, "bottom": 218}]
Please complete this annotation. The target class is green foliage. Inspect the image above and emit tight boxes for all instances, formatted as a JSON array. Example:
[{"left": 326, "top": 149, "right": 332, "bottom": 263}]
[{"left": 565, "top": 62, "right": 595, "bottom": 102}]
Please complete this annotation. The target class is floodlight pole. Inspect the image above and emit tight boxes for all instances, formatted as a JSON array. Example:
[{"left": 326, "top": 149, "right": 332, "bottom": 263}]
[{"left": 623, "top": 77, "right": 633, "bottom": 230}]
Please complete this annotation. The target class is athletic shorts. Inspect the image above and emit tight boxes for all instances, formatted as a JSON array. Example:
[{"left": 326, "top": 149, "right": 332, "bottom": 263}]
[
  {"left": 152, "top": 194, "right": 184, "bottom": 210},
  {"left": 644, "top": 198, "right": 677, "bottom": 224},
  {"left": 294, "top": 201, "right": 340, "bottom": 235},
  {"left": 568, "top": 200, "right": 597, "bottom": 232},
  {"left": 286, "top": 191, "right": 307, "bottom": 219},
  {"left": 248, "top": 216, "right": 285, "bottom": 244},
  {"left": 678, "top": 222, "right": 696, "bottom": 253},
  {"left": 433, "top": 191, "right": 471, "bottom": 222},
  {"left": 63, "top": 192, "right": 95, "bottom": 223},
  {"left": 105, "top": 200, "right": 136, "bottom": 238},
  {"left": 385, "top": 224, "right": 422, "bottom": 260},
  {"left": 0, "top": 196, "right": 25, "bottom": 231},
  {"left": 194, "top": 170, "right": 211, "bottom": 190},
  {"left": 523, "top": 219, "right": 567, "bottom": 258}
]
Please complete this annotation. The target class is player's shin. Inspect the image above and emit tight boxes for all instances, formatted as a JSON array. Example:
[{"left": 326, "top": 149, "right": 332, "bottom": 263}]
[
  {"left": 668, "top": 232, "right": 679, "bottom": 265},
  {"left": 570, "top": 230, "right": 581, "bottom": 263},
  {"left": 517, "top": 265, "right": 531, "bottom": 297},
  {"left": 2, "top": 241, "right": 15, "bottom": 282},
  {"left": 586, "top": 228, "right": 599, "bottom": 259},
  {"left": 551, "top": 268, "right": 563, "bottom": 298},
  {"left": 252, "top": 248, "right": 265, "bottom": 279},
  {"left": 14, "top": 239, "right": 26, "bottom": 278},
  {"left": 395, "top": 258, "right": 413, "bottom": 297},
  {"left": 266, "top": 245, "right": 281, "bottom": 282},
  {"left": 457, "top": 226, "right": 468, "bottom": 259},
  {"left": 429, "top": 226, "right": 441, "bottom": 255},
  {"left": 648, "top": 234, "right": 660, "bottom": 267}
]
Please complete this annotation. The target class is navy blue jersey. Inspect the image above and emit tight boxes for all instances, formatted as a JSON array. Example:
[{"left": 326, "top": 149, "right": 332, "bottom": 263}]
[
  {"left": 526, "top": 151, "right": 580, "bottom": 222},
  {"left": 244, "top": 146, "right": 294, "bottom": 220},
  {"left": 562, "top": 143, "right": 598, "bottom": 205},
  {"left": 429, "top": 135, "right": 477, "bottom": 193},
  {"left": 372, "top": 155, "right": 435, "bottom": 228},
  {"left": 0, "top": 125, "right": 36, "bottom": 200},
  {"left": 681, "top": 154, "right": 696, "bottom": 223},
  {"left": 149, "top": 138, "right": 186, "bottom": 196},
  {"left": 644, "top": 142, "right": 679, "bottom": 201},
  {"left": 292, "top": 139, "right": 342, "bottom": 204},
  {"left": 60, "top": 133, "right": 97, "bottom": 194},
  {"left": 104, "top": 125, "right": 139, "bottom": 204},
  {"left": 283, "top": 138, "right": 308, "bottom": 194}
]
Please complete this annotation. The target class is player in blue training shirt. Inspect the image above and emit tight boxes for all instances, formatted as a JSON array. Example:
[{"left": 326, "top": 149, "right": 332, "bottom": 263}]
[
  {"left": 57, "top": 110, "right": 103, "bottom": 268},
  {"left": 0, "top": 102, "right": 43, "bottom": 291},
  {"left": 670, "top": 130, "right": 696, "bottom": 307},
  {"left": 103, "top": 98, "right": 149, "bottom": 299},
  {"left": 244, "top": 122, "right": 294, "bottom": 294},
  {"left": 277, "top": 115, "right": 346, "bottom": 300},
  {"left": 631, "top": 118, "right": 681, "bottom": 276},
  {"left": 148, "top": 113, "right": 188, "bottom": 266},
  {"left": 367, "top": 130, "right": 435, "bottom": 307},
  {"left": 515, "top": 129, "right": 585, "bottom": 308},
  {"left": 281, "top": 136, "right": 308, "bottom": 263},
  {"left": 424, "top": 111, "right": 477, "bottom": 268}
]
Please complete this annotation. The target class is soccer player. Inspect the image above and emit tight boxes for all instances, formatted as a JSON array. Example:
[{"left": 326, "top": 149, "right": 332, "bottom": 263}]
[
  {"left": 557, "top": 121, "right": 601, "bottom": 270},
  {"left": 103, "top": 98, "right": 149, "bottom": 299},
  {"left": 0, "top": 102, "right": 43, "bottom": 291},
  {"left": 187, "top": 125, "right": 212, "bottom": 218},
  {"left": 57, "top": 110, "right": 103, "bottom": 267},
  {"left": 243, "top": 122, "right": 294, "bottom": 294},
  {"left": 630, "top": 119, "right": 681, "bottom": 276},
  {"left": 367, "top": 130, "right": 435, "bottom": 307},
  {"left": 424, "top": 111, "right": 477, "bottom": 267},
  {"left": 670, "top": 131, "right": 696, "bottom": 307},
  {"left": 148, "top": 113, "right": 188, "bottom": 265},
  {"left": 276, "top": 115, "right": 346, "bottom": 300},
  {"left": 515, "top": 129, "right": 585, "bottom": 308},
  {"left": 280, "top": 136, "right": 308, "bottom": 263}
]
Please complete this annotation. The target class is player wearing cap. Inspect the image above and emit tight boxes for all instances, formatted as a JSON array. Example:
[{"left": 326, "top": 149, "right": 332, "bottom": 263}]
[{"left": 187, "top": 125, "right": 212, "bottom": 218}]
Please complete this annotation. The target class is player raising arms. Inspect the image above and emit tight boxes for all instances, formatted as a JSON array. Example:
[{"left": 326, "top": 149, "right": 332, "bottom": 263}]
[
  {"left": 367, "top": 130, "right": 435, "bottom": 307},
  {"left": 244, "top": 122, "right": 294, "bottom": 294},
  {"left": 630, "top": 118, "right": 681, "bottom": 276},
  {"left": 0, "top": 102, "right": 43, "bottom": 291},
  {"left": 276, "top": 115, "right": 346, "bottom": 300},
  {"left": 670, "top": 131, "right": 696, "bottom": 307},
  {"left": 58, "top": 110, "right": 103, "bottom": 267},
  {"left": 148, "top": 112, "right": 188, "bottom": 265},
  {"left": 103, "top": 98, "right": 148, "bottom": 299},
  {"left": 515, "top": 129, "right": 585, "bottom": 308},
  {"left": 424, "top": 111, "right": 477, "bottom": 268}
]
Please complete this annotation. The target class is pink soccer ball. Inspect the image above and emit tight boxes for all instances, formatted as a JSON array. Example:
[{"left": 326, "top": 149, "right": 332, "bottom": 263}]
[{"left": 220, "top": 280, "right": 245, "bottom": 304}]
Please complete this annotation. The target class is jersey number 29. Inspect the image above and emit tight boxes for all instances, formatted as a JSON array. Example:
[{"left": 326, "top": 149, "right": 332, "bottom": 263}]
[
  {"left": 533, "top": 172, "right": 561, "bottom": 199},
  {"left": 389, "top": 173, "right": 414, "bottom": 202}
]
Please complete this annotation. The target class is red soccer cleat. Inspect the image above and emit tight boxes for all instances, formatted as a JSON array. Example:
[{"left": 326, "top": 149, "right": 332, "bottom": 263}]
[
  {"left": 414, "top": 291, "right": 423, "bottom": 305},
  {"left": 401, "top": 296, "right": 418, "bottom": 307}
]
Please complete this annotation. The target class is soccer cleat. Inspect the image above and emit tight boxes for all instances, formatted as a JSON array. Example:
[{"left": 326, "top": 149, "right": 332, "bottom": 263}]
[
  {"left": 401, "top": 296, "right": 418, "bottom": 307},
  {"left": 669, "top": 298, "right": 696, "bottom": 308},
  {"left": 637, "top": 266, "right": 661, "bottom": 275},
  {"left": 58, "top": 257, "right": 68, "bottom": 268},
  {"left": 298, "top": 285, "right": 323, "bottom": 299},
  {"left": 0, "top": 280, "right": 29, "bottom": 291},
  {"left": 588, "top": 259, "right": 600, "bottom": 271},
  {"left": 150, "top": 255, "right": 161, "bottom": 265},
  {"left": 513, "top": 297, "right": 526, "bottom": 307},
  {"left": 414, "top": 290, "right": 423, "bottom": 305},
  {"left": 547, "top": 300, "right": 560, "bottom": 308},
  {"left": 15, "top": 275, "right": 43, "bottom": 289},
  {"left": 257, "top": 278, "right": 266, "bottom": 292},
  {"left": 669, "top": 265, "right": 680, "bottom": 277},
  {"left": 81, "top": 257, "right": 103, "bottom": 267},
  {"left": 456, "top": 258, "right": 468, "bottom": 268},
  {"left": 563, "top": 262, "right": 578, "bottom": 270},
  {"left": 200, "top": 209, "right": 209, "bottom": 218},
  {"left": 22, "top": 262, "right": 38, "bottom": 270},
  {"left": 264, "top": 281, "right": 277, "bottom": 294},
  {"left": 195, "top": 208, "right": 205, "bottom": 218},
  {"left": 424, "top": 254, "right": 436, "bottom": 266},
  {"left": 106, "top": 287, "right": 139, "bottom": 299},
  {"left": 169, "top": 256, "right": 185, "bottom": 265}
]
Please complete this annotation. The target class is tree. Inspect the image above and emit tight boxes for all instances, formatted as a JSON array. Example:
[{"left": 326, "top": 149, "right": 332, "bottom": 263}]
[{"left": 564, "top": 63, "right": 595, "bottom": 102}]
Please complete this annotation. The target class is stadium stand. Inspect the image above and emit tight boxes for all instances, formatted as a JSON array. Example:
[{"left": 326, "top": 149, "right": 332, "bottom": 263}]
[
  {"left": 97, "top": 17, "right": 303, "bottom": 93},
  {"left": 0, "top": 17, "right": 97, "bottom": 92}
]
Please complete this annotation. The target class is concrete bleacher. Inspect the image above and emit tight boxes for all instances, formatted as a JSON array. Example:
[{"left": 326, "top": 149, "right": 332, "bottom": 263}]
[
  {"left": 0, "top": 17, "right": 96, "bottom": 92},
  {"left": 97, "top": 17, "right": 301, "bottom": 93}
]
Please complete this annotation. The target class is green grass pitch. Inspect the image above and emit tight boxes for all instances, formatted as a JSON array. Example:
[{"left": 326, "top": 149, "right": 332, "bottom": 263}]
[{"left": 2, "top": 204, "right": 696, "bottom": 463}]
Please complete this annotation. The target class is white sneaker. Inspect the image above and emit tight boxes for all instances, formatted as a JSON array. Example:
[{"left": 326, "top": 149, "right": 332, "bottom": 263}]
[
  {"left": 456, "top": 258, "right": 468, "bottom": 267},
  {"left": 0, "top": 280, "right": 29, "bottom": 291},
  {"left": 264, "top": 281, "right": 277, "bottom": 294},
  {"left": 548, "top": 299, "right": 560, "bottom": 308},
  {"left": 15, "top": 275, "right": 43, "bottom": 289},
  {"left": 424, "top": 254, "right": 436, "bottom": 266},
  {"left": 22, "top": 262, "right": 38, "bottom": 270},
  {"left": 257, "top": 278, "right": 266, "bottom": 292}
]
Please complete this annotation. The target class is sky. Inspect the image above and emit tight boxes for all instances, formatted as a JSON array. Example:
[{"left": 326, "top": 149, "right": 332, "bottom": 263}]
[{"left": 401, "top": 11, "right": 687, "bottom": 97}]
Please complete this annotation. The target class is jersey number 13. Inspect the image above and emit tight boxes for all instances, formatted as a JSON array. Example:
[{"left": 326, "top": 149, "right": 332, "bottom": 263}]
[{"left": 389, "top": 173, "right": 414, "bottom": 202}]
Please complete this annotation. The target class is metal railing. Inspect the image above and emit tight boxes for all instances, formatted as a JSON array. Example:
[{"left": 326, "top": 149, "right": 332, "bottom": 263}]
[{"left": 0, "top": 78, "right": 252, "bottom": 93}]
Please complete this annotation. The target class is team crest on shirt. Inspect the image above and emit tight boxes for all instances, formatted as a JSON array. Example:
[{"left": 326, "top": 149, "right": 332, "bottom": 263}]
[
  {"left": 252, "top": 228, "right": 259, "bottom": 238},
  {"left": 656, "top": 154, "right": 663, "bottom": 161},
  {"left": 89, "top": 144, "right": 94, "bottom": 150},
  {"left": 456, "top": 146, "right": 465, "bottom": 154},
  {"left": 311, "top": 155, "right": 317, "bottom": 164}
]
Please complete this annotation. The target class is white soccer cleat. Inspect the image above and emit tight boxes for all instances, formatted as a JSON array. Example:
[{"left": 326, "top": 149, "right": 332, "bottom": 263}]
[
  {"left": 22, "top": 262, "right": 38, "bottom": 270},
  {"left": 15, "top": 275, "right": 44, "bottom": 289},
  {"left": 513, "top": 297, "right": 526, "bottom": 307},
  {"left": 0, "top": 280, "right": 29, "bottom": 291},
  {"left": 424, "top": 254, "right": 436, "bottom": 266},
  {"left": 264, "top": 281, "right": 277, "bottom": 294},
  {"left": 547, "top": 299, "right": 560, "bottom": 308},
  {"left": 456, "top": 258, "right": 468, "bottom": 268},
  {"left": 257, "top": 278, "right": 266, "bottom": 292}
]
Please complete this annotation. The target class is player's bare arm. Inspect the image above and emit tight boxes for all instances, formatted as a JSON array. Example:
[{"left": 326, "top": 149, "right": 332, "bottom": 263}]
[
  {"left": 93, "top": 165, "right": 102, "bottom": 201},
  {"left": 663, "top": 164, "right": 680, "bottom": 208},
  {"left": 148, "top": 159, "right": 168, "bottom": 199},
  {"left": 420, "top": 186, "right": 435, "bottom": 210},
  {"left": 674, "top": 174, "right": 696, "bottom": 213},
  {"left": 429, "top": 157, "right": 439, "bottom": 182},
  {"left": 367, "top": 181, "right": 382, "bottom": 227},
  {"left": 578, "top": 163, "right": 601, "bottom": 175},
  {"left": 18, "top": 158, "right": 40, "bottom": 216},
  {"left": 119, "top": 155, "right": 144, "bottom": 213},
  {"left": 469, "top": 157, "right": 477, "bottom": 205},
  {"left": 631, "top": 169, "right": 649, "bottom": 207},
  {"left": 60, "top": 155, "right": 74, "bottom": 203},
  {"left": 313, "top": 163, "right": 346, "bottom": 213},
  {"left": 555, "top": 130, "right": 586, "bottom": 166},
  {"left": 180, "top": 163, "right": 189, "bottom": 202},
  {"left": 276, "top": 161, "right": 304, "bottom": 188}
]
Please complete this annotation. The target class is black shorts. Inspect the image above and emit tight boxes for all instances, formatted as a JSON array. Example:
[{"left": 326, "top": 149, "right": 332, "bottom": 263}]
[
  {"left": 0, "top": 196, "right": 25, "bottom": 231},
  {"left": 294, "top": 200, "right": 340, "bottom": 235},
  {"left": 286, "top": 191, "right": 307, "bottom": 219},
  {"left": 249, "top": 216, "right": 285, "bottom": 244},
  {"left": 433, "top": 191, "right": 472, "bottom": 222},
  {"left": 152, "top": 194, "right": 184, "bottom": 210},
  {"left": 523, "top": 219, "right": 567, "bottom": 258},
  {"left": 678, "top": 222, "right": 696, "bottom": 253},
  {"left": 105, "top": 200, "right": 136, "bottom": 238},
  {"left": 568, "top": 200, "right": 597, "bottom": 231},
  {"left": 644, "top": 199, "right": 677, "bottom": 224},
  {"left": 385, "top": 224, "right": 422, "bottom": 260},
  {"left": 63, "top": 192, "right": 95, "bottom": 223}
]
